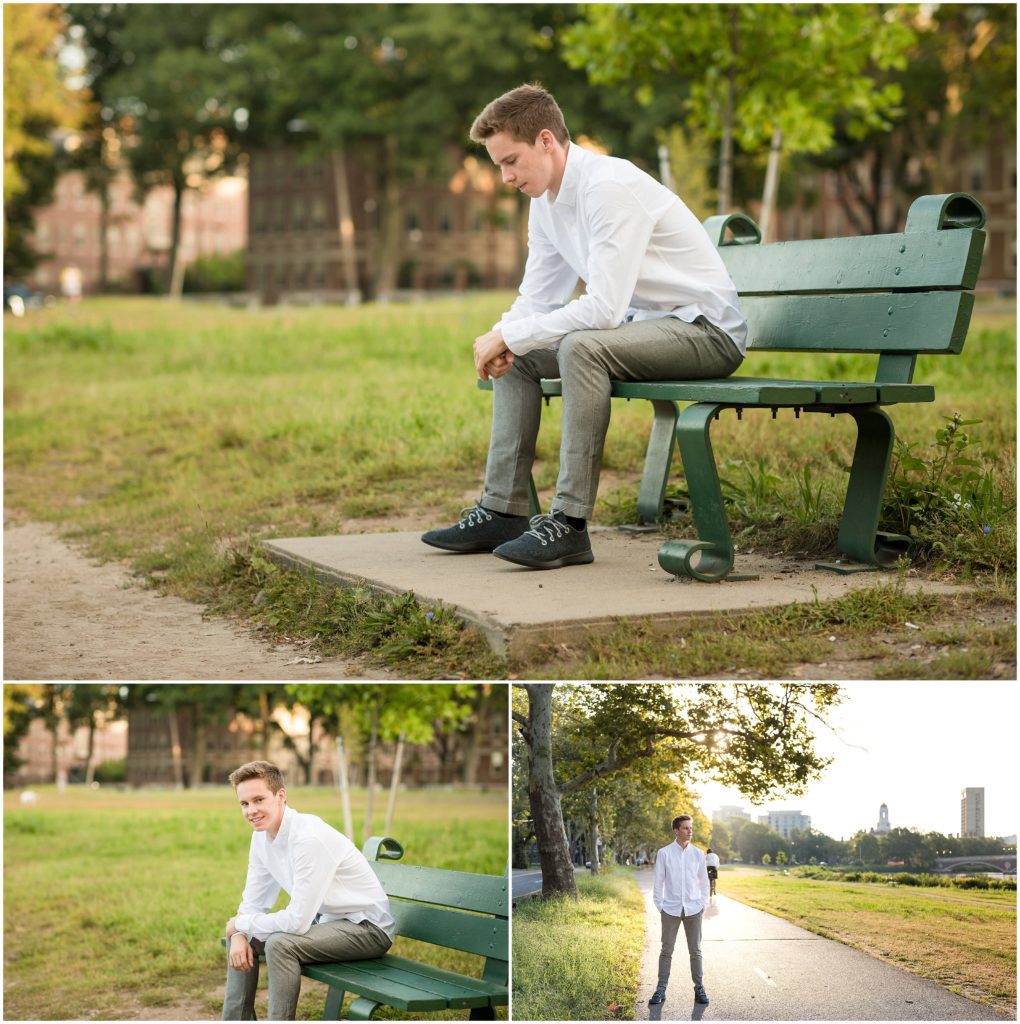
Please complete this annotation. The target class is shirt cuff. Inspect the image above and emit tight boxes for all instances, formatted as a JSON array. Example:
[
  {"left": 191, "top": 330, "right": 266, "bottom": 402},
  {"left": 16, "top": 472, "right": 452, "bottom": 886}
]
[
  {"left": 233, "top": 915, "right": 252, "bottom": 938},
  {"left": 501, "top": 316, "right": 560, "bottom": 356}
]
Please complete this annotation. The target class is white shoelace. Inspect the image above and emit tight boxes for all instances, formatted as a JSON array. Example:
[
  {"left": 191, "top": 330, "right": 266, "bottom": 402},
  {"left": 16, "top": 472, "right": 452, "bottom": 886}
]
[
  {"left": 524, "top": 514, "right": 571, "bottom": 546},
  {"left": 458, "top": 505, "right": 493, "bottom": 529}
]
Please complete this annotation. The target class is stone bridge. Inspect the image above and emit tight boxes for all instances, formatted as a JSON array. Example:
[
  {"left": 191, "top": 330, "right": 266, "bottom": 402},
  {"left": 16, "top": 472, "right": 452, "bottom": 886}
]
[{"left": 933, "top": 853, "right": 1016, "bottom": 874}]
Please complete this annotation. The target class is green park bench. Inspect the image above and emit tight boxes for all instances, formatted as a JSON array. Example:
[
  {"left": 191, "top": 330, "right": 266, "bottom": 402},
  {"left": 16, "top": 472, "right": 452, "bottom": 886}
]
[
  {"left": 220, "top": 836, "right": 508, "bottom": 1021},
  {"left": 479, "top": 191, "right": 987, "bottom": 581}
]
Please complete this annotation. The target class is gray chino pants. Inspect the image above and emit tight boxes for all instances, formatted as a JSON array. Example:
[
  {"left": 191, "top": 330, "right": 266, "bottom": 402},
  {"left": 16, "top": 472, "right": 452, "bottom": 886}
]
[
  {"left": 657, "top": 908, "right": 704, "bottom": 989},
  {"left": 222, "top": 919, "right": 392, "bottom": 1021},
  {"left": 482, "top": 315, "right": 742, "bottom": 520}
]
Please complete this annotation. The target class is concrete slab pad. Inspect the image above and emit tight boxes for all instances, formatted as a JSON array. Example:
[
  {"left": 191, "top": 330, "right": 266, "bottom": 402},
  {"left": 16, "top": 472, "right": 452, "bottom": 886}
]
[{"left": 263, "top": 529, "right": 967, "bottom": 663}]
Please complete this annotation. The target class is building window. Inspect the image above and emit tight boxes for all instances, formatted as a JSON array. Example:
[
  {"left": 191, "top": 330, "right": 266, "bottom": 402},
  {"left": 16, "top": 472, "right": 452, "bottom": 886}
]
[
  {"left": 970, "top": 153, "right": 986, "bottom": 192},
  {"left": 311, "top": 197, "right": 326, "bottom": 229}
]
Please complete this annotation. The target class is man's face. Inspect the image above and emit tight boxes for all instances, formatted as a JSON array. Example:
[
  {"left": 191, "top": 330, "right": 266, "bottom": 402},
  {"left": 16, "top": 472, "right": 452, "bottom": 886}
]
[
  {"left": 485, "top": 130, "right": 558, "bottom": 198},
  {"left": 674, "top": 819, "right": 694, "bottom": 845},
  {"left": 236, "top": 778, "right": 286, "bottom": 836}
]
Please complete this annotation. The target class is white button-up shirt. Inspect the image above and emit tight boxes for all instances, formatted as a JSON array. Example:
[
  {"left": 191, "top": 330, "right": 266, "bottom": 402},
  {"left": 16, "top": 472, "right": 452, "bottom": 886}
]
[
  {"left": 233, "top": 807, "right": 395, "bottom": 942},
  {"left": 496, "top": 142, "right": 747, "bottom": 357},
  {"left": 653, "top": 840, "right": 710, "bottom": 918}
]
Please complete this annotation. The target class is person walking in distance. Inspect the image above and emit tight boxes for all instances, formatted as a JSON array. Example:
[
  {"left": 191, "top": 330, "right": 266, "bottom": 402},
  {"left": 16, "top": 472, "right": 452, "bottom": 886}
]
[
  {"left": 705, "top": 847, "right": 720, "bottom": 898},
  {"left": 650, "top": 814, "right": 710, "bottom": 1006}
]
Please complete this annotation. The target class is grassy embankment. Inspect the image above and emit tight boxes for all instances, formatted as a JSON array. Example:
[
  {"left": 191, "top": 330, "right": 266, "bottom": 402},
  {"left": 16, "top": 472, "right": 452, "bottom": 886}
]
[
  {"left": 4, "top": 295, "right": 1015, "bottom": 677},
  {"left": 722, "top": 865, "right": 1016, "bottom": 1016},
  {"left": 2, "top": 785, "right": 507, "bottom": 1021},
  {"left": 511, "top": 867, "right": 646, "bottom": 1020}
]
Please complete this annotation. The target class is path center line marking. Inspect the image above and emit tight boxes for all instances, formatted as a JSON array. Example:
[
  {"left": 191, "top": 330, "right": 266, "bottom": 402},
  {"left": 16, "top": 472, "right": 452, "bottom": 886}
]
[{"left": 754, "top": 967, "right": 777, "bottom": 988}]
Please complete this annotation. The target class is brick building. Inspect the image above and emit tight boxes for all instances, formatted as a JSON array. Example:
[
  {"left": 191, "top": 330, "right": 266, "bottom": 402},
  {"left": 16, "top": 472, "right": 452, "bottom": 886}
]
[
  {"left": 25, "top": 170, "right": 247, "bottom": 296},
  {"left": 9, "top": 716, "right": 128, "bottom": 786},
  {"left": 246, "top": 147, "right": 523, "bottom": 303}
]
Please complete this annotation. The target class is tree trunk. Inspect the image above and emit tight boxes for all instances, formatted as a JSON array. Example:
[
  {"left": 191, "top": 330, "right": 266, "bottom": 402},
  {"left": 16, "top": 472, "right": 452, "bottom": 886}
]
[
  {"left": 258, "top": 689, "right": 272, "bottom": 760},
  {"left": 374, "top": 136, "right": 402, "bottom": 298},
  {"left": 462, "top": 687, "right": 488, "bottom": 786},
  {"left": 524, "top": 684, "right": 577, "bottom": 898},
  {"left": 335, "top": 734, "right": 355, "bottom": 838},
  {"left": 98, "top": 183, "right": 110, "bottom": 291},
  {"left": 384, "top": 732, "right": 405, "bottom": 833},
  {"left": 189, "top": 712, "right": 206, "bottom": 788},
  {"left": 363, "top": 699, "right": 379, "bottom": 839},
  {"left": 588, "top": 787, "right": 601, "bottom": 875},
  {"left": 84, "top": 717, "right": 97, "bottom": 786},
  {"left": 717, "top": 9, "right": 738, "bottom": 214},
  {"left": 167, "top": 710, "right": 184, "bottom": 790},
  {"left": 306, "top": 717, "right": 316, "bottom": 785},
  {"left": 332, "top": 149, "right": 361, "bottom": 306},
  {"left": 759, "top": 126, "right": 783, "bottom": 242},
  {"left": 168, "top": 177, "right": 186, "bottom": 299}
]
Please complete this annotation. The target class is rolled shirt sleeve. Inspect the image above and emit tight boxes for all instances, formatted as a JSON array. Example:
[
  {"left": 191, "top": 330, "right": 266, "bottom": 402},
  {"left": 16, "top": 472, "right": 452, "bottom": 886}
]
[{"left": 235, "top": 837, "right": 337, "bottom": 941}]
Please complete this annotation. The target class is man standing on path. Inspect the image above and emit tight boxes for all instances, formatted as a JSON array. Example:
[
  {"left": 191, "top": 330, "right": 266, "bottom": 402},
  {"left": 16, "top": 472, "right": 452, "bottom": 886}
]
[
  {"left": 421, "top": 82, "right": 745, "bottom": 569},
  {"left": 650, "top": 814, "right": 711, "bottom": 1006},
  {"left": 222, "top": 761, "right": 395, "bottom": 1020}
]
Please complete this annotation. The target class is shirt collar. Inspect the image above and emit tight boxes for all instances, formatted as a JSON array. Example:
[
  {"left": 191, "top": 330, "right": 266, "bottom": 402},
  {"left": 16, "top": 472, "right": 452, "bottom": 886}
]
[
  {"left": 268, "top": 805, "right": 296, "bottom": 847},
  {"left": 546, "top": 141, "right": 587, "bottom": 209}
]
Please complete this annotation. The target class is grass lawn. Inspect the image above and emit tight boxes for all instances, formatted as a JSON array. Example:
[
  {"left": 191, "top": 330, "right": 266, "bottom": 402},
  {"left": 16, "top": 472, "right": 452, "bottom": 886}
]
[
  {"left": 4, "top": 294, "right": 1015, "bottom": 677},
  {"left": 722, "top": 865, "right": 1016, "bottom": 1016},
  {"left": 511, "top": 867, "right": 646, "bottom": 1020},
  {"left": 2, "top": 785, "right": 508, "bottom": 1021}
]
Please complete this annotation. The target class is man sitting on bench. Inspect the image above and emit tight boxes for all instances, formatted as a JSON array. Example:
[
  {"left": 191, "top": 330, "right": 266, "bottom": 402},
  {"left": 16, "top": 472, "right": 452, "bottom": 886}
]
[
  {"left": 222, "top": 761, "right": 394, "bottom": 1021},
  {"left": 422, "top": 82, "right": 747, "bottom": 570}
]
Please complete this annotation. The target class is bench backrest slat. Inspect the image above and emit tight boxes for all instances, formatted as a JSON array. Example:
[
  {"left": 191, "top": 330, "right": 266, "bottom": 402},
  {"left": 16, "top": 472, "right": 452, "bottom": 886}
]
[
  {"left": 718, "top": 228, "right": 985, "bottom": 295},
  {"left": 388, "top": 901, "right": 509, "bottom": 962},
  {"left": 370, "top": 862, "right": 509, "bottom": 917},
  {"left": 740, "top": 291, "right": 974, "bottom": 354}
]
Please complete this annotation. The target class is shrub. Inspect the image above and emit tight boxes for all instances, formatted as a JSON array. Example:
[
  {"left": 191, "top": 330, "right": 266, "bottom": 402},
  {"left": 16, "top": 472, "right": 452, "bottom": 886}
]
[
  {"left": 183, "top": 250, "right": 246, "bottom": 293},
  {"left": 94, "top": 759, "right": 126, "bottom": 784}
]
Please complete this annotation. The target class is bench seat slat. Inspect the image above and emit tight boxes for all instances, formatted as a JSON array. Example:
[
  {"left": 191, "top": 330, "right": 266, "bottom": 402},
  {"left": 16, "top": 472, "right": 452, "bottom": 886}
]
[
  {"left": 719, "top": 228, "right": 984, "bottom": 293},
  {"left": 302, "top": 961, "right": 449, "bottom": 1011},
  {"left": 370, "top": 862, "right": 509, "bottom": 917},
  {"left": 740, "top": 291, "right": 973, "bottom": 353},
  {"left": 305, "top": 954, "right": 505, "bottom": 1009}
]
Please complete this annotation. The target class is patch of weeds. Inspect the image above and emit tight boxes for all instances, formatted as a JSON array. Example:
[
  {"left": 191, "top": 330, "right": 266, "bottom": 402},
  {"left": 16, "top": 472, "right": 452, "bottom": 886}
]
[
  {"left": 14, "top": 320, "right": 124, "bottom": 353},
  {"left": 873, "top": 623, "right": 1016, "bottom": 680},
  {"left": 212, "top": 545, "right": 505, "bottom": 678},
  {"left": 884, "top": 413, "right": 1016, "bottom": 576}
]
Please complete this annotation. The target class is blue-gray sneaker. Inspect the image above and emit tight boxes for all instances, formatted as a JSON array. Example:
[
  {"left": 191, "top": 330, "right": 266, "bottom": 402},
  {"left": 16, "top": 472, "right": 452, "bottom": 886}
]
[
  {"left": 421, "top": 504, "right": 529, "bottom": 553},
  {"left": 492, "top": 513, "right": 594, "bottom": 569}
]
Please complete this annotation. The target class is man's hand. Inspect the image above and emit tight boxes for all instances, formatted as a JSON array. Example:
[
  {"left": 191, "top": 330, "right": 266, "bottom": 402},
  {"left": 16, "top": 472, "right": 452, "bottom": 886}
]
[
  {"left": 473, "top": 329, "right": 511, "bottom": 382},
  {"left": 229, "top": 932, "right": 254, "bottom": 972}
]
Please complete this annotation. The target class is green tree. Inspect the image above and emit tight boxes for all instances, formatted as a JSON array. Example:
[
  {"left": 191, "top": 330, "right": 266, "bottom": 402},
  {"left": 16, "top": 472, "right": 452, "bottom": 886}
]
[
  {"left": 562, "top": 4, "right": 913, "bottom": 235},
  {"left": 707, "top": 819, "right": 732, "bottom": 861},
  {"left": 64, "top": 685, "right": 122, "bottom": 785},
  {"left": 775, "top": 849, "right": 788, "bottom": 866},
  {"left": 3, "top": 3, "right": 83, "bottom": 274},
  {"left": 3, "top": 685, "right": 46, "bottom": 776},
  {"left": 514, "top": 683, "right": 840, "bottom": 897},
  {"left": 70, "top": 4, "right": 250, "bottom": 296}
]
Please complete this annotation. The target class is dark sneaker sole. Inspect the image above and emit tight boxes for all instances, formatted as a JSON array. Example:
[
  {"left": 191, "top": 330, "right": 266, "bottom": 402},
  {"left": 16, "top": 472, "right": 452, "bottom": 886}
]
[
  {"left": 493, "top": 549, "right": 595, "bottom": 569},
  {"left": 421, "top": 537, "right": 500, "bottom": 553}
]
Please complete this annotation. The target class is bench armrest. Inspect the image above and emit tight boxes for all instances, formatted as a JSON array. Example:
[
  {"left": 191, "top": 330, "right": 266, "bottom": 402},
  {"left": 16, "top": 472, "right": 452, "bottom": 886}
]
[{"left": 363, "top": 836, "right": 404, "bottom": 861}]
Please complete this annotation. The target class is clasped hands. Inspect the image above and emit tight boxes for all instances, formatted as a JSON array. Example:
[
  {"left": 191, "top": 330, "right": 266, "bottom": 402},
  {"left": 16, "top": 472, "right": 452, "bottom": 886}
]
[
  {"left": 473, "top": 329, "right": 514, "bottom": 382},
  {"left": 226, "top": 916, "right": 254, "bottom": 971}
]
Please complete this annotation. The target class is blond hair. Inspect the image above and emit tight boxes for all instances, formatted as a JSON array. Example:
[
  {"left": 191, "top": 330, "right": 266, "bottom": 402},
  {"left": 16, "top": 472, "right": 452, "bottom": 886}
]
[
  {"left": 469, "top": 83, "right": 570, "bottom": 146},
  {"left": 228, "top": 760, "right": 285, "bottom": 793}
]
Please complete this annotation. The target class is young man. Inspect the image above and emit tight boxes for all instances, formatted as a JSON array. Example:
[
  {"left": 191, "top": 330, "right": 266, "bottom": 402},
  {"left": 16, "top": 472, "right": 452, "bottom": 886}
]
[
  {"left": 422, "top": 83, "right": 746, "bottom": 569},
  {"left": 650, "top": 814, "right": 711, "bottom": 1006},
  {"left": 222, "top": 761, "right": 394, "bottom": 1021}
]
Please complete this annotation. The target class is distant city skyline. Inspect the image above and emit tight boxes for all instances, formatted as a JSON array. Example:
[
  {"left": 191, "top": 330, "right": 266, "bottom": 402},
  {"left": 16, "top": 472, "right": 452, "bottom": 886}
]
[{"left": 697, "top": 682, "right": 1017, "bottom": 840}]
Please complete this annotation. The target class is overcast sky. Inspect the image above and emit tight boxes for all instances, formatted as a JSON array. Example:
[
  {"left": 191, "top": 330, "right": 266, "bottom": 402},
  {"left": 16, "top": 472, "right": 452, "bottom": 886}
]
[{"left": 695, "top": 682, "right": 1018, "bottom": 841}]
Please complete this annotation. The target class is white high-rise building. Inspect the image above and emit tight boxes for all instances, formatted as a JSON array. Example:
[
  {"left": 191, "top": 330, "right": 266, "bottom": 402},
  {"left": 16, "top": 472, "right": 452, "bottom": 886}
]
[
  {"left": 713, "top": 805, "right": 751, "bottom": 823},
  {"left": 961, "top": 788, "right": 985, "bottom": 837},
  {"left": 758, "top": 810, "right": 811, "bottom": 838}
]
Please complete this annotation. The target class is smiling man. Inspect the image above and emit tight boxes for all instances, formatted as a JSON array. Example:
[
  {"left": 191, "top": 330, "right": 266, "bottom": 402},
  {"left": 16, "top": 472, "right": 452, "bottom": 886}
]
[
  {"left": 221, "top": 761, "right": 394, "bottom": 1021},
  {"left": 421, "top": 82, "right": 746, "bottom": 569}
]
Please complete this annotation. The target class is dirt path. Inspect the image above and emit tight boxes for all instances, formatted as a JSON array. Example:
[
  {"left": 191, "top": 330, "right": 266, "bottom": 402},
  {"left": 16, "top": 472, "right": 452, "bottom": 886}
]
[{"left": 3, "top": 521, "right": 395, "bottom": 681}]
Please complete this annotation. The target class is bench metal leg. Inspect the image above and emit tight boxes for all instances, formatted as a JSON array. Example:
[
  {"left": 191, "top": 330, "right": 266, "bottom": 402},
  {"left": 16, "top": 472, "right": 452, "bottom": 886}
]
[
  {"left": 469, "top": 1006, "right": 497, "bottom": 1020},
  {"left": 657, "top": 402, "right": 736, "bottom": 582},
  {"left": 345, "top": 996, "right": 381, "bottom": 1020},
  {"left": 636, "top": 399, "right": 680, "bottom": 525},
  {"left": 322, "top": 986, "right": 346, "bottom": 1020},
  {"left": 819, "top": 405, "right": 915, "bottom": 573}
]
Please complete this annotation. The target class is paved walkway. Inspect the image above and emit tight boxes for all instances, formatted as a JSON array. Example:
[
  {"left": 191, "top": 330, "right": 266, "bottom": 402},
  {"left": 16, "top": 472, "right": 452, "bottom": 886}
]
[
  {"left": 263, "top": 530, "right": 967, "bottom": 659},
  {"left": 633, "top": 869, "right": 1004, "bottom": 1021}
]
